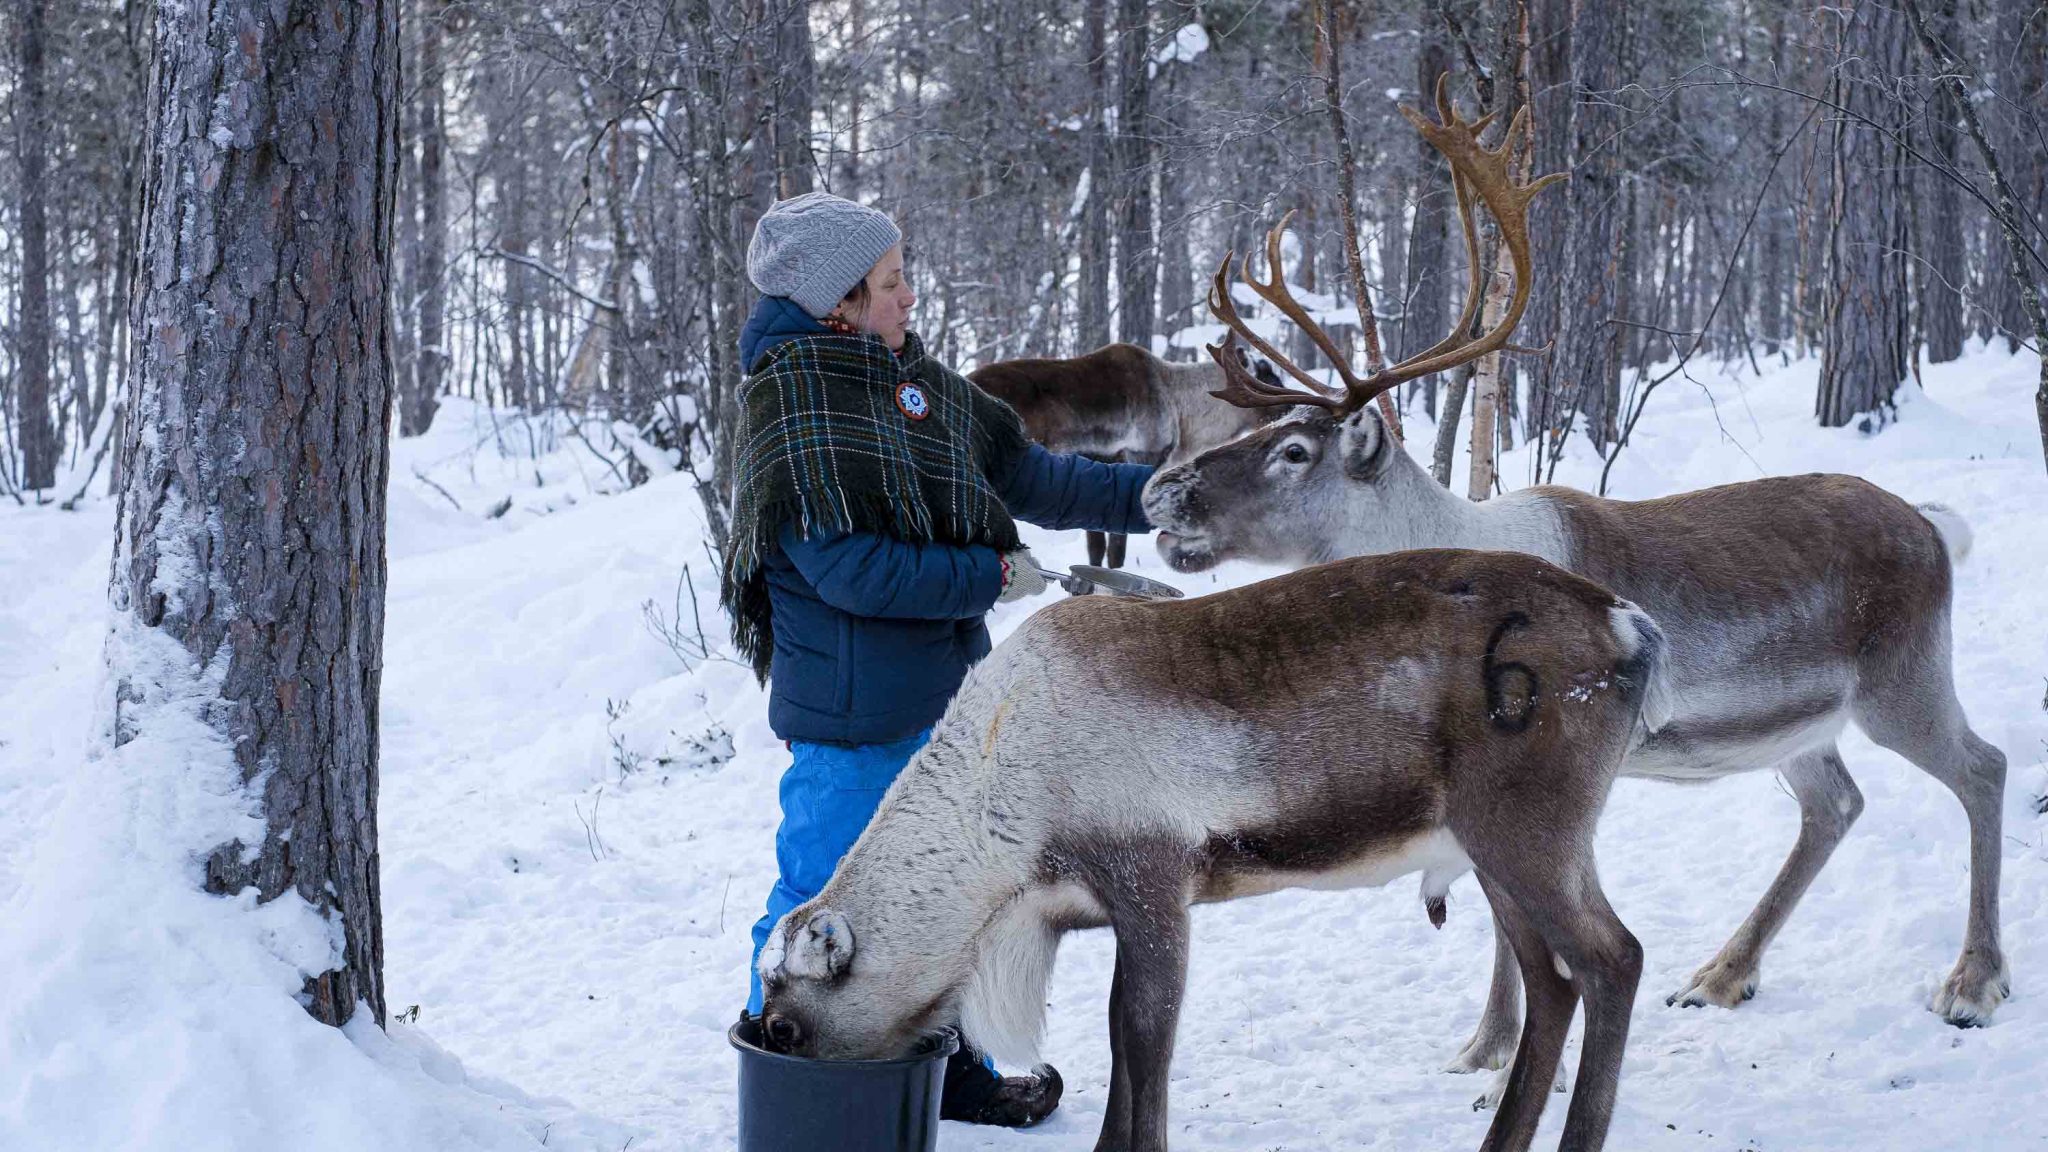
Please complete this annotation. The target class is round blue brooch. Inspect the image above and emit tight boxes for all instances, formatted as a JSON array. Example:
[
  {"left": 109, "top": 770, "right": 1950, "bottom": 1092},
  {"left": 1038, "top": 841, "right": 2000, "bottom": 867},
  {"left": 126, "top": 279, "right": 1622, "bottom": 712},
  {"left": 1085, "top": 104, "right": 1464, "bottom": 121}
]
[{"left": 895, "top": 381, "right": 931, "bottom": 421}]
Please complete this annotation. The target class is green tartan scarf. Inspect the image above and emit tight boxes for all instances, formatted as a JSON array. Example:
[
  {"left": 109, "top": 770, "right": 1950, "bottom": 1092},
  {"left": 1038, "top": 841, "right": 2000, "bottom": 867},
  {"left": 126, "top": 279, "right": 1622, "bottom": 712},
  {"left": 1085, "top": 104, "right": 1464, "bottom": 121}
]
[{"left": 720, "top": 330, "right": 1030, "bottom": 683}]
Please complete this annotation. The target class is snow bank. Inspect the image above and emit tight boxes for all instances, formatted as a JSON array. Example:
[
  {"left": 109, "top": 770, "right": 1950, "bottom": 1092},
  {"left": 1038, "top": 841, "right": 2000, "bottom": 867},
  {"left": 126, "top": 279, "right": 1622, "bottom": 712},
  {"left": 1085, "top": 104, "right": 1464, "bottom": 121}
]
[{"left": 4, "top": 344, "right": 2044, "bottom": 1150}]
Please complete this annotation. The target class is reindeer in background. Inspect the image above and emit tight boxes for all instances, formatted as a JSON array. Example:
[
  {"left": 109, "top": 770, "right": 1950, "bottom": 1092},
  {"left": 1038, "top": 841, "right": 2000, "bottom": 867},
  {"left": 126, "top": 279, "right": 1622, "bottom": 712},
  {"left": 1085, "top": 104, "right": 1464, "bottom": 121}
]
[
  {"left": 1142, "top": 78, "right": 2010, "bottom": 1096},
  {"left": 969, "top": 343, "right": 1284, "bottom": 568}
]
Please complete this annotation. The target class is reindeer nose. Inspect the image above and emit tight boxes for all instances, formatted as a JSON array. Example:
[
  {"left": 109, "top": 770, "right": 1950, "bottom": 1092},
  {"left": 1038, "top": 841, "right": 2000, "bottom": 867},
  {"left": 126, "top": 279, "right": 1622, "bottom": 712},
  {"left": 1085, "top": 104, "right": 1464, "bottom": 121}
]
[{"left": 1142, "top": 467, "right": 1204, "bottom": 532}]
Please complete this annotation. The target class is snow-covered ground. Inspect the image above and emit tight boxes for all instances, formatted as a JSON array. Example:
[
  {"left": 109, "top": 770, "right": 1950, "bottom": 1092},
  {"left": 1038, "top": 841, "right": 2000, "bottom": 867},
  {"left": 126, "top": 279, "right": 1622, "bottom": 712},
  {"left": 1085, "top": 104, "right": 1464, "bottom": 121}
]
[{"left": 3, "top": 344, "right": 2045, "bottom": 1150}]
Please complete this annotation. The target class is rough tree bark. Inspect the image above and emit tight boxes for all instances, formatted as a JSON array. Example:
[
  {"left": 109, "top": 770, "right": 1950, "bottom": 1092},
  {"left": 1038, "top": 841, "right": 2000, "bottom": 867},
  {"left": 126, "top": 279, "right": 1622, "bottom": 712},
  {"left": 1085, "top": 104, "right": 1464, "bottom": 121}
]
[
  {"left": 1078, "top": 0, "right": 1113, "bottom": 352},
  {"left": 1551, "top": 0, "right": 1623, "bottom": 446},
  {"left": 116, "top": 0, "right": 397, "bottom": 1027},
  {"left": 681, "top": 0, "right": 743, "bottom": 540},
  {"left": 1915, "top": 0, "right": 1966, "bottom": 364},
  {"left": 14, "top": 0, "right": 57, "bottom": 492},
  {"left": 1402, "top": 34, "right": 1452, "bottom": 380},
  {"left": 491, "top": 80, "right": 534, "bottom": 410},
  {"left": 405, "top": 0, "right": 447, "bottom": 436},
  {"left": 1817, "top": 0, "right": 1913, "bottom": 429},
  {"left": 1114, "top": 0, "right": 1155, "bottom": 348},
  {"left": 1757, "top": 13, "right": 1790, "bottom": 357},
  {"left": 771, "top": 0, "right": 816, "bottom": 198},
  {"left": 1155, "top": 59, "right": 1193, "bottom": 345},
  {"left": 1522, "top": 0, "right": 1570, "bottom": 441},
  {"left": 1982, "top": 0, "right": 2045, "bottom": 351}
]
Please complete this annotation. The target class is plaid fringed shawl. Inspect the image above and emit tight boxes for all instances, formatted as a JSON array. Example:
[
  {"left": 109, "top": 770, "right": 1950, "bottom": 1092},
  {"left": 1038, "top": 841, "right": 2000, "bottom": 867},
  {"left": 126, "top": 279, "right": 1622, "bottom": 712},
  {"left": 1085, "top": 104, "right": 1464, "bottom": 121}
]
[{"left": 721, "top": 331, "right": 1031, "bottom": 683}]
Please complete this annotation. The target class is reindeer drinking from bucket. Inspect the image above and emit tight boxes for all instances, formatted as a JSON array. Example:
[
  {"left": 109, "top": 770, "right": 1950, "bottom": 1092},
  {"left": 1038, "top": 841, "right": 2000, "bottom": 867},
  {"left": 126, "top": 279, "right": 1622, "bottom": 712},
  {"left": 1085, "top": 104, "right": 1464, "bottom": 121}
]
[
  {"left": 969, "top": 344, "right": 1284, "bottom": 569},
  {"left": 757, "top": 545, "right": 1674, "bottom": 1152},
  {"left": 1139, "top": 79, "right": 2011, "bottom": 1094}
]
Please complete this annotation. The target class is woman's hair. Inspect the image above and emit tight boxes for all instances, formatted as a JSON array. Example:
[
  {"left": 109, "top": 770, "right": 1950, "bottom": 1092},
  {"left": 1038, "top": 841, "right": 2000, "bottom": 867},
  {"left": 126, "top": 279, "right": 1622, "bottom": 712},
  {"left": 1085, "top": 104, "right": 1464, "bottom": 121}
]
[{"left": 838, "top": 279, "right": 872, "bottom": 320}]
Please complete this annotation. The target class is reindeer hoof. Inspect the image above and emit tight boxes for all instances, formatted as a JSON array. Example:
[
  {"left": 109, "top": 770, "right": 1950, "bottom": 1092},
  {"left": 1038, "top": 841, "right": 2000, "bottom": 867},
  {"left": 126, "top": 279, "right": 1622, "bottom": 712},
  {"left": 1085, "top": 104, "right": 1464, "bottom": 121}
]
[
  {"left": 1442, "top": 1029, "right": 1516, "bottom": 1074},
  {"left": 1471, "top": 1065, "right": 1510, "bottom": 1113},
  {"left": 1666, "top": 958, "right": 1759, "bottom": 1009},
  {"left": 1931, "top": 953, "right": 2010, "bottom": 1027},
  {"left": 1469, "top": 1061, "right": 1565, "bottom": 1112}
]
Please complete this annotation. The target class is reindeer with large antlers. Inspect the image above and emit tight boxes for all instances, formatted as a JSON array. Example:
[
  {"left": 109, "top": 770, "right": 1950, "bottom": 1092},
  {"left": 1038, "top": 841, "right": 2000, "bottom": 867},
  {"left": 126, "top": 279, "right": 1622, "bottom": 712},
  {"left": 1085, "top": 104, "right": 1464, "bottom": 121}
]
[{"left": 1145, "top": 77, "right": 2010, "bottom": 1099}]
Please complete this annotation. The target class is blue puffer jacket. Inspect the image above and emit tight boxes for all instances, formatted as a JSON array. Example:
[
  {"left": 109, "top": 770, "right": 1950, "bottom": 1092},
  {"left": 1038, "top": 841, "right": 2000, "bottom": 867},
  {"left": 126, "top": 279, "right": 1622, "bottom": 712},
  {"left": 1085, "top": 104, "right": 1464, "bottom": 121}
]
[{"left": 739, "top": 296, "right": 1154, "bottom": 744}]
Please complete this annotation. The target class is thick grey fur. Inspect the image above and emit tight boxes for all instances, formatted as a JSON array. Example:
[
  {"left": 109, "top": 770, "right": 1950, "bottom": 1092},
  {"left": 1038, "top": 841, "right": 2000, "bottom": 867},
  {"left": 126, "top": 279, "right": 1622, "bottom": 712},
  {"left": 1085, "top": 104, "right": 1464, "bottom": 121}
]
[
  {"left": 1141, "top": 405, "right": 2010, "bottom": 1096},
  {"left": 760, "top": 549, "right": 1672, "bottom": 1152}
]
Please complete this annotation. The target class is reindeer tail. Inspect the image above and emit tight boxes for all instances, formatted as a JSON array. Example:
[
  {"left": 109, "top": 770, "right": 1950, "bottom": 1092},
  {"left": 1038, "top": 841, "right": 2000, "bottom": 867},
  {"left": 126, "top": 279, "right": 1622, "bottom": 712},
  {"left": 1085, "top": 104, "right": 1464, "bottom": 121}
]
[
  {"left": 1610, "top": 602, "right": 1674, "bottom": 738},
  {"left": 1916, "top": 502, "right": 1973, "bottom": 565}
]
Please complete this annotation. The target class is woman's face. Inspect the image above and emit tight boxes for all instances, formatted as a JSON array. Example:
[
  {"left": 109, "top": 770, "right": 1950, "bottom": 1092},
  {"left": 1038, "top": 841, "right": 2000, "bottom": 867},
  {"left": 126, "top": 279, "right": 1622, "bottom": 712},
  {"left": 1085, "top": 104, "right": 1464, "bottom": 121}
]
[{"left": 832, "top": 244, "right": 916, "bottom": 351}]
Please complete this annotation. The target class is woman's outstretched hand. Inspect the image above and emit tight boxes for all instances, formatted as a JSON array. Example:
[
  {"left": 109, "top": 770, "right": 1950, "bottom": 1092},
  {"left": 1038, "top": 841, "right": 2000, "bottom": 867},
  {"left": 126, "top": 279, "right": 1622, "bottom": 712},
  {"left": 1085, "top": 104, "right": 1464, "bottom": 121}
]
[{"left": 998, "top": 549, "right": 1052, "bottom": 602}]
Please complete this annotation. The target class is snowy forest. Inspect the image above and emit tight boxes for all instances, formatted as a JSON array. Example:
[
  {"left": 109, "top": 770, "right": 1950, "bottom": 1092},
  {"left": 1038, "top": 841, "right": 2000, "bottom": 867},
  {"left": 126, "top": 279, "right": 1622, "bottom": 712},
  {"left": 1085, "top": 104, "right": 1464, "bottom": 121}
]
[
  {"left": 1, "top": 0, "right": 2046, "bottom": 1150},
  {"left": 3, "top": 0, "right": 2044, "bottom": 510}
]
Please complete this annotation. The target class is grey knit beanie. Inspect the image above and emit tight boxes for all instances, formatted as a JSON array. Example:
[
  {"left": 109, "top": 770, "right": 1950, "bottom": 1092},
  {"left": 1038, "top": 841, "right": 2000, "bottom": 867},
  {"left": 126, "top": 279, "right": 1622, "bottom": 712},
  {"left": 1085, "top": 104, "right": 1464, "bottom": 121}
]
[{"left": 746, "top": 192, "right": 903, "bottom": 319}]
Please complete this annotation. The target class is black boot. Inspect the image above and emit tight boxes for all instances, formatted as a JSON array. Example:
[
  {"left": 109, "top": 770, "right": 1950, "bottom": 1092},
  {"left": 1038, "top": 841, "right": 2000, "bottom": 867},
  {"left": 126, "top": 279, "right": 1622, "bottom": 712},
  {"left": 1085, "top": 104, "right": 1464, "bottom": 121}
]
[{"left": 938, "top": 1044, "right": 1063, "bottom": 1127}]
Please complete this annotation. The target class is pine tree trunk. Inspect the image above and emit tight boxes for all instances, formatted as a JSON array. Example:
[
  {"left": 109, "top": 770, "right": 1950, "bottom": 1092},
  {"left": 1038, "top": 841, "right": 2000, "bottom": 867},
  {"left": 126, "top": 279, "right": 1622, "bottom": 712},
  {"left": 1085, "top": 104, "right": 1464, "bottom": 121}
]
[
  {"left": 1983, "top": 0, "right": 2045, "bottom": 351},
  {"left": 394, "top": 20, "right": 419, "bottom": 434},
  {"left": 1553, "top": 0, "right": 1623, "bottom": 446},
  {"left": 773, "top": 0, "right": 816, "bottom": 198},
  {"left": 117, "top": 0, "right": 397, "bottom": 1028},
  {"left": 1155, "top": 62, "right": 1192, "bottom": 347},
  {"left": 1916, "top": 0, "right": 1966, "bottom": 364},
  {"left": 1523, "top": 0, "right": 1571, "bottom": 442},
  {"left": 1114, "top": 0, "right": 1155, "bottom": 348},
  {"left": 680, "top": 0, "right": 745, "bottom": 536},
  {"left": 492, "top": 82, "right": 533, "bottom": 411},
  {"left": 409, "top": 0, "right": 446, "bottom": 437},
  {"left": 14, "top": 0, "right": 57, "bottom": 492},
  {"left": 1077, "top": 0, "right": 1112, "bottom": 352},
  {"left": 841, "top": 0, "right": 864, "bottom": 197},
  {"left": 1818, "top": 0, "right": 1913, "bottom": 429},
  {"left": 1431, "top": 363, "right": 1472, "bottom": 487},
  {"left": 59, "top": 227, "right": 95, "bottom": 457},
  {"left": 1758, "top": 16, "right": 1789, "bottom": 358},
  {"left": 1403, "top": 36, "right": 1453, "bottom": 412}
]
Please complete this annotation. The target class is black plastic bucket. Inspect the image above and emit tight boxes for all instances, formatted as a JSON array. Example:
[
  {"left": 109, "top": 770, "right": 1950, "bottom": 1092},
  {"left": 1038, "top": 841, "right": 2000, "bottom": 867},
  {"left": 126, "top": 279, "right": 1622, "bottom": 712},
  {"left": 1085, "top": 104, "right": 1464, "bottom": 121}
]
[{"left": 729, "top": 1018, "right": 959, "bottom": 1152}]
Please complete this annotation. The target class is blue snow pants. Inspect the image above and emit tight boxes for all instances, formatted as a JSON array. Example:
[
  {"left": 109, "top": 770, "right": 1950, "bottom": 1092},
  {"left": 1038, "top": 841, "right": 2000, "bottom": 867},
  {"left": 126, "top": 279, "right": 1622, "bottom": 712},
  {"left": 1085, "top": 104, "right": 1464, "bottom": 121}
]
[{"left": 747, "top": 727, "right": 932, "bottom": 1014}]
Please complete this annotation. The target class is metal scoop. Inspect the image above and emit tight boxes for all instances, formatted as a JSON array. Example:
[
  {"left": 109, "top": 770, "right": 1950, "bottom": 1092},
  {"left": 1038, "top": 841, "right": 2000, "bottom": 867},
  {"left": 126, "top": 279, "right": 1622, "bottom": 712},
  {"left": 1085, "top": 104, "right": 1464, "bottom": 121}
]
[{"left": 1034, "top": 563, "right": 1185, "bottom": 601}]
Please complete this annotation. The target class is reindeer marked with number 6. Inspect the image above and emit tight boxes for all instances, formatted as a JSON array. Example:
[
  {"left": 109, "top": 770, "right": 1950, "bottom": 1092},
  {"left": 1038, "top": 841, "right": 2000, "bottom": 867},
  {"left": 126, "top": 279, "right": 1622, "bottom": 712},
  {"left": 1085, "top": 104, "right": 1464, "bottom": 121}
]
[
  {"left": 1143, "top": 76, "right": 2012, "bottom": 1094},
  {"left": 757, "top": 547, "right": 1674, "bottom": 1152}
]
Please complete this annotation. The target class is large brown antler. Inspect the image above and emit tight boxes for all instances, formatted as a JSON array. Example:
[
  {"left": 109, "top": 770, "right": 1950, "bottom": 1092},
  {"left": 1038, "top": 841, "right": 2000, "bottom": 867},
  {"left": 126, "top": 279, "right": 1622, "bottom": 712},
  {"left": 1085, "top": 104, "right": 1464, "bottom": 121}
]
[{"left": 1204, "top": 74, "right": 1567, "bottom": 418}]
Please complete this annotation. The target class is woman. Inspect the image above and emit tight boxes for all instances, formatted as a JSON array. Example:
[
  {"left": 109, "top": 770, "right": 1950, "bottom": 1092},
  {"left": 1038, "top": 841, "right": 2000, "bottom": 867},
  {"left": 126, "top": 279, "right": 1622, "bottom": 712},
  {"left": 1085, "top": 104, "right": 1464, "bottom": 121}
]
[{"left": 720, "top": 191, "right": 1153, "bottom": 1127}]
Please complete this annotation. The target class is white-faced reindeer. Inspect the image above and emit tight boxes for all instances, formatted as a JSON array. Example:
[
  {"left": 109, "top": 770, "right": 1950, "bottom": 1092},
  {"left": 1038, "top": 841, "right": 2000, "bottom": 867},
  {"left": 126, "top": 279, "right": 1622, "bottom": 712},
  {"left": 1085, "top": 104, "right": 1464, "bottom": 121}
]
[
  {"left": 969, "top": 343, "right": 1283, "bottom": 567},
  {"left": 758, "top": 545, "right": 1674, "bottom": 1152},
  {"left": 1141, "top": 80, "right": 2011, "bottom": 1089}
]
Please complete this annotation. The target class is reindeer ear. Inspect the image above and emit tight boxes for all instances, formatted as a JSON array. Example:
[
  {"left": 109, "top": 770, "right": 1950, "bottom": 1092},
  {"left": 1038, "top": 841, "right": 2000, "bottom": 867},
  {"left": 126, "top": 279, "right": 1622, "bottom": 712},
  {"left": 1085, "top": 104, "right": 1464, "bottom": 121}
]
[
  {"left": 1340, "top": 405, "right": 1387, "bottom": 478},
  {"left": 786, "top": 907, "right": 856, "bottom": 981}
]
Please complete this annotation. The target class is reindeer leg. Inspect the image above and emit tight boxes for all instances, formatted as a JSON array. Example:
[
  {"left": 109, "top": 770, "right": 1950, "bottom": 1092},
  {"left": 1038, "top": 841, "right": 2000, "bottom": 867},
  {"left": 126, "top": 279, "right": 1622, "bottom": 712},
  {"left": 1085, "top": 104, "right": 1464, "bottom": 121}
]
[
  {"left": 1472, "top": 878, "right": 1576, "bottom": 1152},
  {"left": 1923, "top": 728, "right": 2012, "bottom": 1026},
  {"left": 1854, "top": 678, "right": 2010, "bottom": 1025},
  {"left": 1105, "top": 532, "right": 1128, "bottom": 569},
  {"left": 1095, "top": 953, "right": 1135, "bottom": 1152},
  {"left": 1094, "top": 884, "right": 1191, "bottom": 1152},
  {"left": 1547, "top": 872, "right": 1642, "bottom": 1152},
  {"left": 1087, "top": 530, "right": 1107, "bottom": 567},
  {"left": 1447, "top": 903, "right": 1523, "bottom": 1075},
  {"left": 1669, "top": 745, "right": 1861, "bottom": 1009}
]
